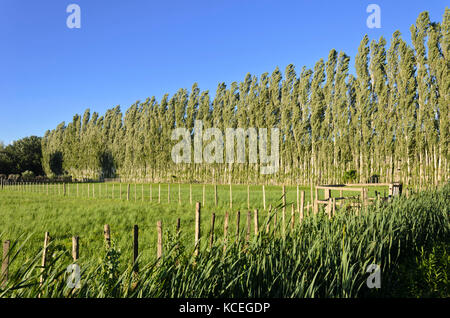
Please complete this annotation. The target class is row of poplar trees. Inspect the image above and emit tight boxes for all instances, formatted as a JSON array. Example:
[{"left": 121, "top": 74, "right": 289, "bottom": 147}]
[{"left": 42, "top": 10, "right": 449, "bottom": 187}]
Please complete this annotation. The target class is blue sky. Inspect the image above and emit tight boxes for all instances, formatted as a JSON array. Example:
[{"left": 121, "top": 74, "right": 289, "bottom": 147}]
[{"left": 0, "top": 0, "right": 447, "bottom": 145}]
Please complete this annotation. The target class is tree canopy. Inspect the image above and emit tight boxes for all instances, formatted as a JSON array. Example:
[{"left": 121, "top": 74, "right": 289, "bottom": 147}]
[{"left": 41, "top": 9, "right": 449, "bottom": 186}]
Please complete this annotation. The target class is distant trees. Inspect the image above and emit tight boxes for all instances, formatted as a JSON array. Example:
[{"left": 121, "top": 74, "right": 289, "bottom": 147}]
[
  {"left": 41, "top": 9, "right": 449, "bottom": 186},
  {"left": 0, "top": 136, "right": 44, "bottom": 177}
]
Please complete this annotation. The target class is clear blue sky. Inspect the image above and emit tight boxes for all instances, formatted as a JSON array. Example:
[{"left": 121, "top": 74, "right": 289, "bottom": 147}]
[{"left": 0, "top": 0, "right": 447, "bottom": 145}]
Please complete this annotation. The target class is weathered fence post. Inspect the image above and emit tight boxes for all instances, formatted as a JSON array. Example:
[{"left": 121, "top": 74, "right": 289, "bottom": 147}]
[
  {"left": 127, "top": 184, "right": 130, "bottom": 201},
  {"left": 246, "top": 211, "right": 251, "bottom": 243},
  {"left": 223, "top": 212, "right": 229, "bottom": 252},
  {"left": 39, "top": 232, "right": 50, "bottom": 292},
  {"left": 157, "top": 221, "right": 162, "bottom": 260},
  {"left": 72, "top": 236, "right": 79, "bottom": 262},
  {"left": 327, "top": 198, "right": 332, "bottom": 219},
  {"left": 214, "top": 184, "right": 218, "bottom": 206}
]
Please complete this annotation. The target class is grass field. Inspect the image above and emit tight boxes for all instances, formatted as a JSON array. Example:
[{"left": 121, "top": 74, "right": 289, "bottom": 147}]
[
  {"left": 1, "top": 182, "right": 448, "bottom": 297},
  {"left": 0, "top": 183, "right": 388, "bottom": 269}
]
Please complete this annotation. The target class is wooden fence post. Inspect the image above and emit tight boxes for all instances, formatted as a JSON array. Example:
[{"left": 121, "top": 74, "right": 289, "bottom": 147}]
[
  {"left": 2, "top": 240, "right": 10, "bottom": 287},
  {"left": 127, "top": 184, "right": 130, "bottom": 201},
  {"left": 104, "top": 224, "right": 111, "bottom": 249},
  {"left": 194, "top": 202, "right": 201, "bottom": 256},
  {"left": 157, "top": 221, "right": 162, "bottom": 260},
  {"left": 72, "top": 236, "right": 79, "bottom": 262},
  {"left": 214, "top": 184, "right": 218, "bottom": 206},
  {"left": 39, "top": 232, "right": 50, "bottom": 291},
  {"left": 327, "top": 198, "right": 332, "bottom": 219},
  {"left": 209, "top": 213, "right": 215, "bottom": 248},
  {"left": 223, "top": 212, "right": 229, "bottom": 252},
  {"left": 246, "top": 211, "right": 251, "bottom": 243}
]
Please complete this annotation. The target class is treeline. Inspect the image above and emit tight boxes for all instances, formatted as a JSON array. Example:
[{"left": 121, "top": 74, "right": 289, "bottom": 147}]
[
  {"left": 0, "top": 136, "right": 44, "bottom": 179},
  {"left": 42, "top": 10, "right": 449, "bottom": 186}
]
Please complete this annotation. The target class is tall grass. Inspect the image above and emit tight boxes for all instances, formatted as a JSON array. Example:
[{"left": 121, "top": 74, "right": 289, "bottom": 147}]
[{"left": 0, "top": 184, "right": 448, "bottom": 298}]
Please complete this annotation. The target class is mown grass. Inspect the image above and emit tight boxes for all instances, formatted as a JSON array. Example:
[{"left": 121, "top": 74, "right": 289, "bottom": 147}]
[{"left": 0, "top": 183, "right": 447, "bottom": 297}]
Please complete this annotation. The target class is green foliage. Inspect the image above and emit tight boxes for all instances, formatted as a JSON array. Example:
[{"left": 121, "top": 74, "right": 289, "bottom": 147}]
[
  {"left": 21, "top": 170, "right": 35, "bottom": 181},
  {"left": 39, "top": 9, "right": 449, "bottom": 186},
  {"left": 343, "top": 170, "right": 358, "bottom": 183},
  {"left": 0, "top": 136, "right": 44, "bottom": 176},
  {"left": 98, "top": 241, "right": 122, "bottom": 297}
]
